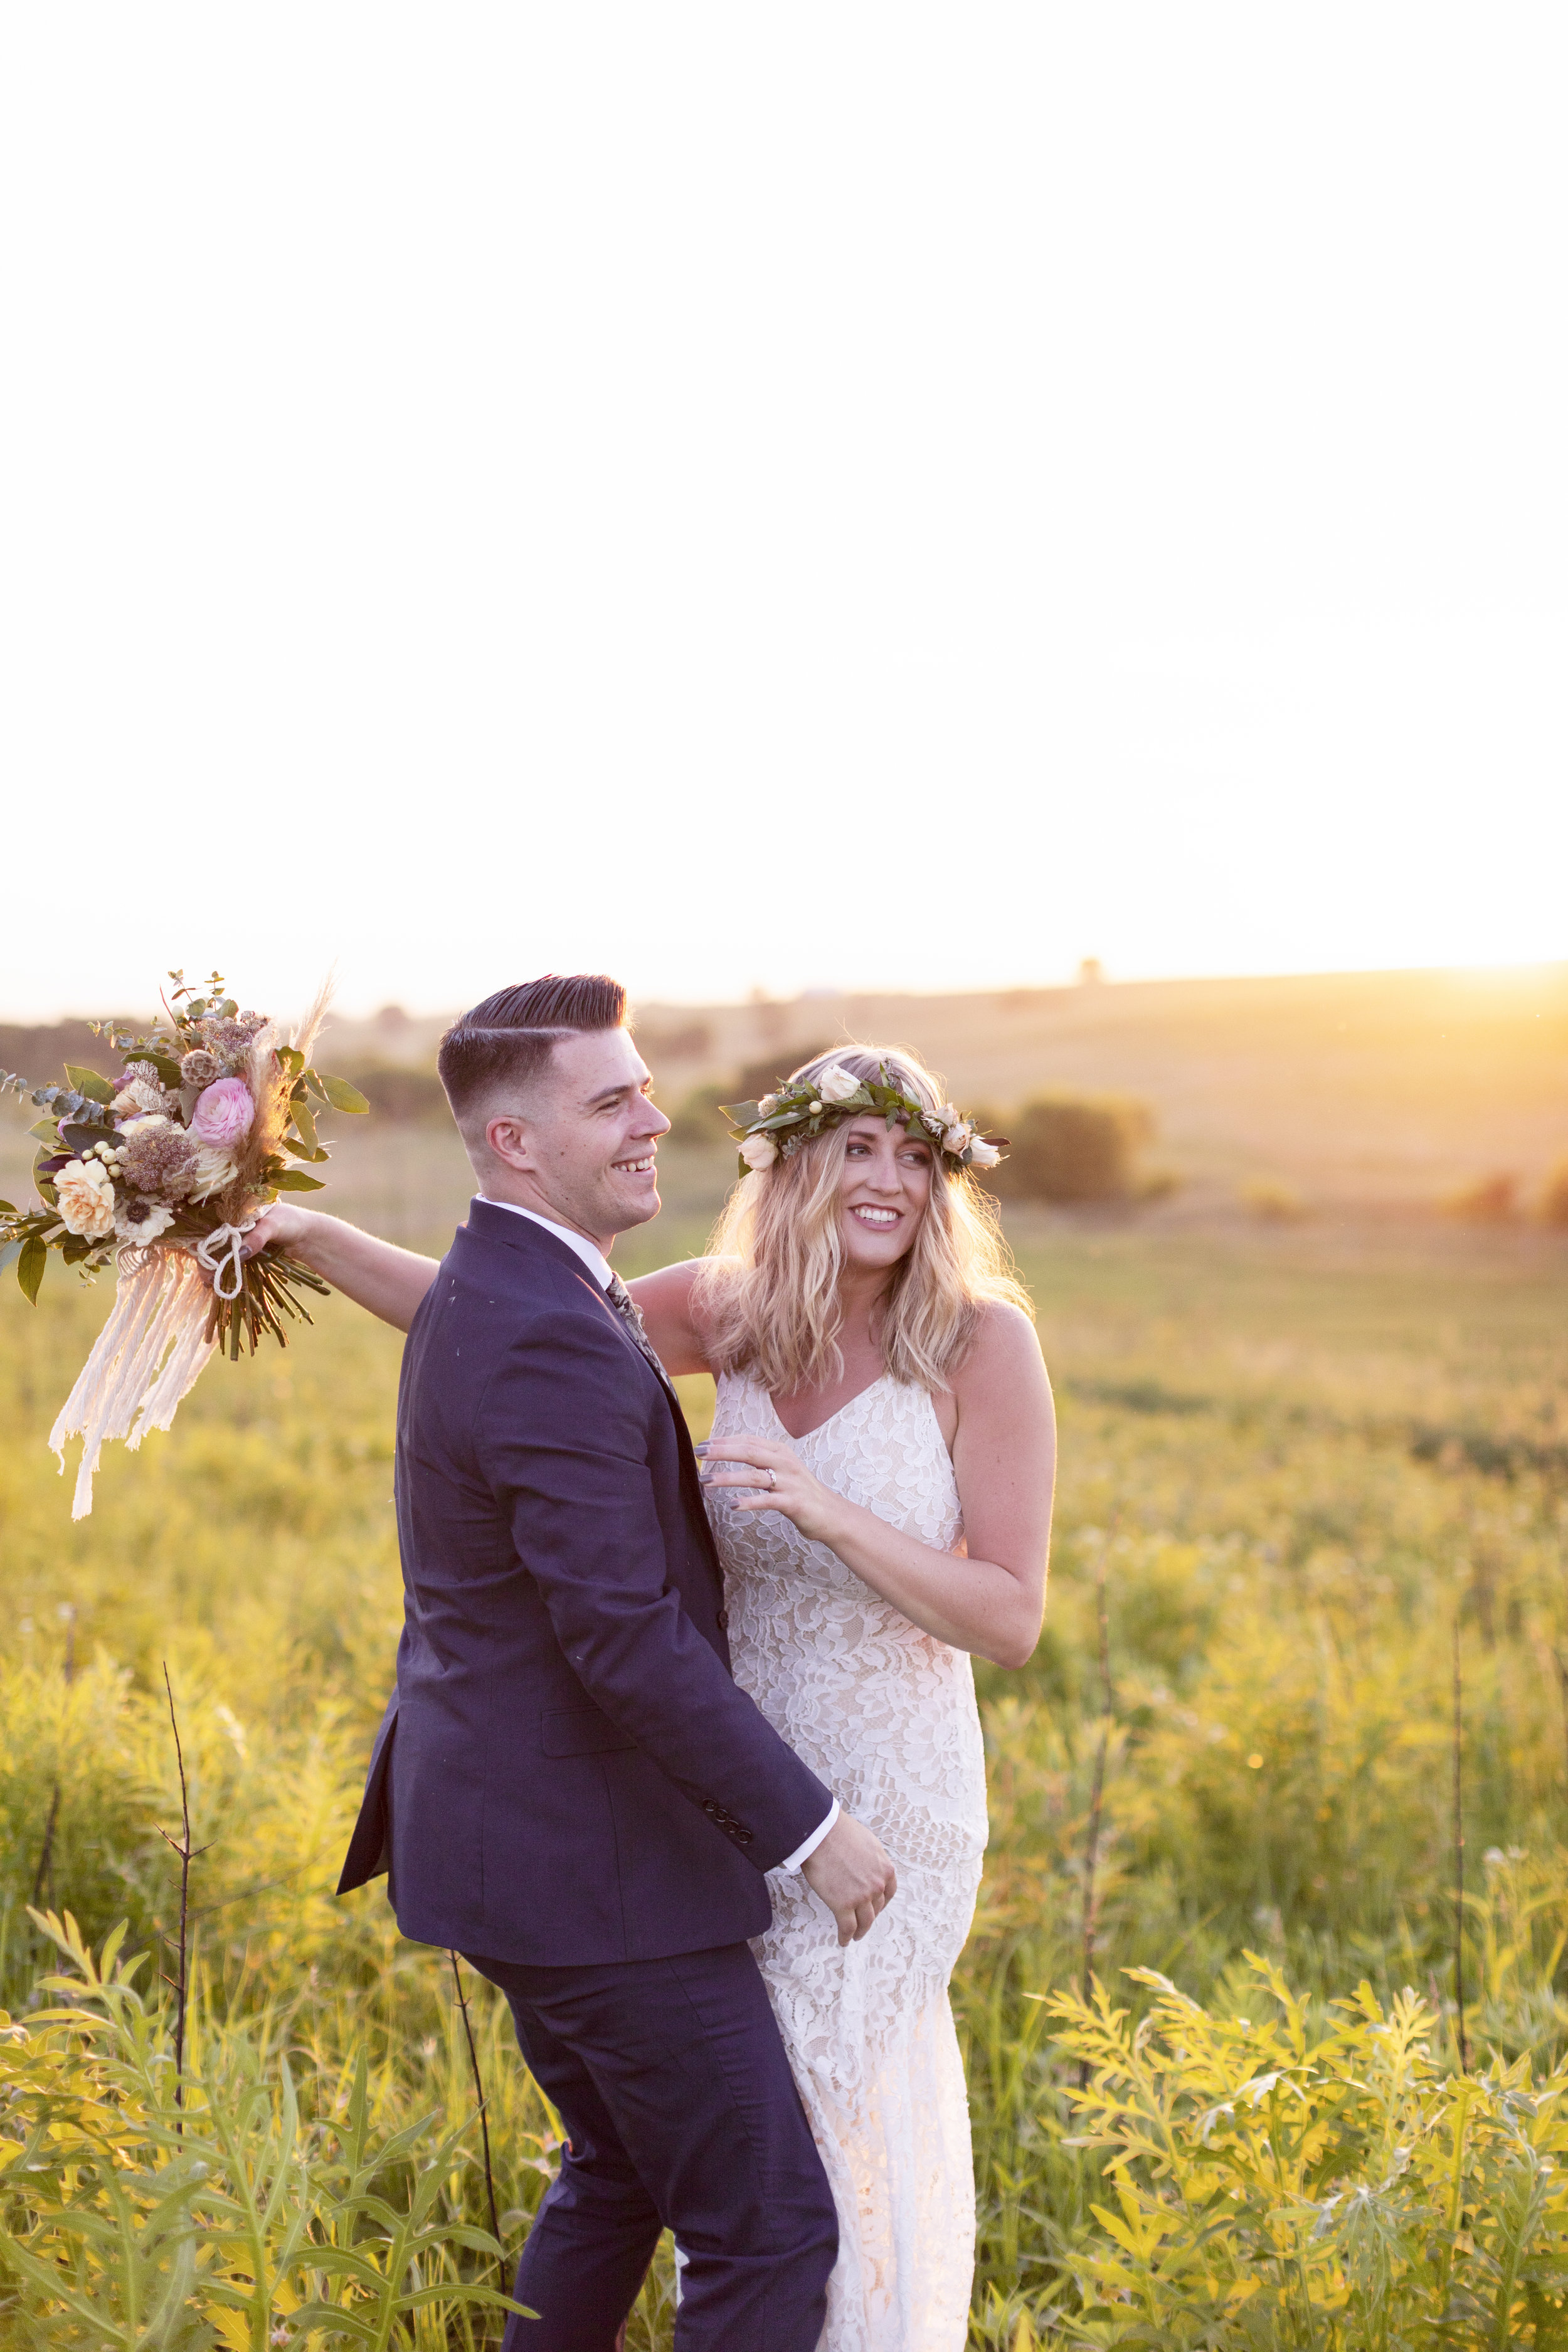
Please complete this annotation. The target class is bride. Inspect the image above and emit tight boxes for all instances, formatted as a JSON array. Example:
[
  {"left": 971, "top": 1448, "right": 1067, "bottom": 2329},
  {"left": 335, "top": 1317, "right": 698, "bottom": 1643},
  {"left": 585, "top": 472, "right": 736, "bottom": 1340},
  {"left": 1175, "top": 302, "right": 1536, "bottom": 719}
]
[{"left": 250, "top": 1034, "right": 1055, "bottom": 2351}]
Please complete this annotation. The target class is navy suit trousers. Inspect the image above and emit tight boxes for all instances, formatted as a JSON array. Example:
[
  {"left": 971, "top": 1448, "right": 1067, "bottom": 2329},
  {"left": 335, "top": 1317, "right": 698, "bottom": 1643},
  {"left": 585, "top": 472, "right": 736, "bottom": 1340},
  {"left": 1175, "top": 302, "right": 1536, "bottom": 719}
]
[{"left": 467, "top": 1941, "right": 837, "bottom": 2352}]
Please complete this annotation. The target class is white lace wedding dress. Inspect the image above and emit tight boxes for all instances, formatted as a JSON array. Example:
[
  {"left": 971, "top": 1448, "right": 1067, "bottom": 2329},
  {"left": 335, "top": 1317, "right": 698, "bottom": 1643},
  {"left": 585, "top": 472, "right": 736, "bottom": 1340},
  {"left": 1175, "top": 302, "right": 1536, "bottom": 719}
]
[{"left": 704, "top": 1370, "right": 990, "bottom": 2352}]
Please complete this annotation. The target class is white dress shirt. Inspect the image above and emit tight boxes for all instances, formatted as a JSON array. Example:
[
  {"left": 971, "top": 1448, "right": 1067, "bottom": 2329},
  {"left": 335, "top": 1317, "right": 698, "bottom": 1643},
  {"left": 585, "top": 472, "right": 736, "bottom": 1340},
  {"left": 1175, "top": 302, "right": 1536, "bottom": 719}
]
[{"left": 474, "top": 1195, "right": 839, "bottom": 1873}]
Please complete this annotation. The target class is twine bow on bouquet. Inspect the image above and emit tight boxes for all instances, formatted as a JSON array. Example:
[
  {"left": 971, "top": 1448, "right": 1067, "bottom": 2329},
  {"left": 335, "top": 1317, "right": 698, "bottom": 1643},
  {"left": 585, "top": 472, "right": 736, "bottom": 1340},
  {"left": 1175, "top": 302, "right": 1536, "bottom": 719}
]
[{"left": 0, "top": 968, "right": 368, "bottom": 1516}]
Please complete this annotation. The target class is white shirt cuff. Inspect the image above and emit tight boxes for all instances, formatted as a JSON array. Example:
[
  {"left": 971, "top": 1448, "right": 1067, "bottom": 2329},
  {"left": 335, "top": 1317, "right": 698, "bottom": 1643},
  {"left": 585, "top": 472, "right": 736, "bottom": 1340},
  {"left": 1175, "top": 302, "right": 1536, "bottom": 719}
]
[{"left": 779, "top": 1797, "right": 840, "bottom": 1874}]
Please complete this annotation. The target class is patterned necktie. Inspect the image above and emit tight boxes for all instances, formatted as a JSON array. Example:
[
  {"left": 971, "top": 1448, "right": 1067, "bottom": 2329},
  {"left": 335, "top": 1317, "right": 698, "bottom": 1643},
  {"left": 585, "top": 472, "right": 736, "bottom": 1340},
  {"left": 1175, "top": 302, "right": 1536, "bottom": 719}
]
[{"left": 604, "top": 1272, "right": 678, "bottom": 1399}]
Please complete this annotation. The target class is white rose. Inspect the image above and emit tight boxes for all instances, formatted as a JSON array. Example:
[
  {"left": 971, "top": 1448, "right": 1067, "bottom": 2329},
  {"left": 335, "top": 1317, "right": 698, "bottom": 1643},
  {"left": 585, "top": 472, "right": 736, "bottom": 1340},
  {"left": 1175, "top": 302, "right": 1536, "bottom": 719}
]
[
  {"left": 740, "top": 1133, "right": 780, "bottom": 1171},
  {"left": 966, "top": 1137, "right": 1002, "bottom": 1168},
  {"left": 55, "top": 1157, "right": 117, "bottom": 1239},
  {"left": 935, "top": 1103, "right": 959, "bottom": 1128},
  {"left": 815, "top": 1064, "right": 861, "bottom": 1104},
  {"left": 942, "top": 1122, "right": 973, "bottom": 1155},
  {"left": 188, "top": 1142, "right": 240, "bottom": 1202},
  {"left": 114, "top": 1196, "right": 176, "bottom": 1245}
]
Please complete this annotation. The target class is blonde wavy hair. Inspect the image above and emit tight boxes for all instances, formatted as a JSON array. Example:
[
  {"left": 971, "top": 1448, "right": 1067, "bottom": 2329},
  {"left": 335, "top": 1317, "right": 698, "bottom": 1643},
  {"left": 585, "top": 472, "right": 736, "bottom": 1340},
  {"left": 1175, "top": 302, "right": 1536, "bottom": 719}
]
[{"left": 694, "top": 1045, "right": 1032, "bottom": 1396}]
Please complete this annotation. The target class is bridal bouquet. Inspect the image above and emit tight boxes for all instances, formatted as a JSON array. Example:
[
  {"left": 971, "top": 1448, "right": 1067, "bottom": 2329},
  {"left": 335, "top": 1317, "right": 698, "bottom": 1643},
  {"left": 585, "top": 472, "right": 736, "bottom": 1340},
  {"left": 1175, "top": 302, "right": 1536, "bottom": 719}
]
[{"left": 0, "top": 969, "right": 367, "bottom": 1515}]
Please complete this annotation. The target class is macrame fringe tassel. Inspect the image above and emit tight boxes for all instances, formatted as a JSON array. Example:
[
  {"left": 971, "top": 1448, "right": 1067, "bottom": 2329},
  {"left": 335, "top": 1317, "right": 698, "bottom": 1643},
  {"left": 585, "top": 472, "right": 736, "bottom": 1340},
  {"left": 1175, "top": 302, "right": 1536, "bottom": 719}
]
[{"left": 48, "top": 1248, "right": 218, "bottom": 1518}]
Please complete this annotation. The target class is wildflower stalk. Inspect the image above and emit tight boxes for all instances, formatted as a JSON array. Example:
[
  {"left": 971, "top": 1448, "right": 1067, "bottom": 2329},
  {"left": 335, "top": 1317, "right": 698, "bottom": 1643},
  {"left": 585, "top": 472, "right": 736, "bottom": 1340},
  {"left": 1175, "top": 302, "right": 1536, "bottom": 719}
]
[
  {"left": 29, "top": 1605, "right": 75, "bottom": 1909},
  {"left": 1078, "top": 1518, "right": 1117, "bottom": 2091},
  {"left": 450, "top": 1948, "right": 502, "bottom": 2256},
  {"left": 1453, "top": 1616, "right": 1470, "bottom": 2074},
  {"left": 158, "top": 1662, "right": 211, "bottom": 2125}
]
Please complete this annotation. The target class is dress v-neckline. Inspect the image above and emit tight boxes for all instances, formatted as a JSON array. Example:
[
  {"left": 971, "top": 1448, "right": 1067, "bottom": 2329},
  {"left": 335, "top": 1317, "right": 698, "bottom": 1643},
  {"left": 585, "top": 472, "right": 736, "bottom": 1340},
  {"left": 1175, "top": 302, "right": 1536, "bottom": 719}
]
[{"left": 763, "top": 1372, "right": 893, "bottom": 1446}]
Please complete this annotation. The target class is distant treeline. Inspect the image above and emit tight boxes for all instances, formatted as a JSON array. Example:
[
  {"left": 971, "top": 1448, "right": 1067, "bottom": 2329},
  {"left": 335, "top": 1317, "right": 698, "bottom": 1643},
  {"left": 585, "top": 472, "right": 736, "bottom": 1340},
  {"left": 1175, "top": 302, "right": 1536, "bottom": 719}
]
[{"left": 0, "top": 1022, "right": 114, "bottom": 1084}]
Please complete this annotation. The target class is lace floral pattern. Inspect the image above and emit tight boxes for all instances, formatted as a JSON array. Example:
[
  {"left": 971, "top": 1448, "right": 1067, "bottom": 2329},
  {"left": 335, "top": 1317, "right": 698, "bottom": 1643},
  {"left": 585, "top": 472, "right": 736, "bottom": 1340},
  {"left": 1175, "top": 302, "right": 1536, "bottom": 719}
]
[{"left": 706, "top": 1372, "right": 988, "bottom": 2352}]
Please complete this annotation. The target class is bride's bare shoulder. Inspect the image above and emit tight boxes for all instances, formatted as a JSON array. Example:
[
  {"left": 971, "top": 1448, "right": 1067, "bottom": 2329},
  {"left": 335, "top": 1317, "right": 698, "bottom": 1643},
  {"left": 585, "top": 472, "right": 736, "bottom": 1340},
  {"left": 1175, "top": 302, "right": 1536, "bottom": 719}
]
[
  {"left": 951, "top": 1299, "right": 1050, "bottom": 1406},
  {"left": 627, "top": 1255, "right": 738, "bottom": 1377}
]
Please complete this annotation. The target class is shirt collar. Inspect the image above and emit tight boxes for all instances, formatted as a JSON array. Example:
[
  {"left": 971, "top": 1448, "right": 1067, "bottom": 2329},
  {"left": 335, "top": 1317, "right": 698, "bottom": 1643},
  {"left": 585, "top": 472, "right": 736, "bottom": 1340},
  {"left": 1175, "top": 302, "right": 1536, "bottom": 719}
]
[{"left": 474, "top": 1197, "right": 613, "bottom": 1290}]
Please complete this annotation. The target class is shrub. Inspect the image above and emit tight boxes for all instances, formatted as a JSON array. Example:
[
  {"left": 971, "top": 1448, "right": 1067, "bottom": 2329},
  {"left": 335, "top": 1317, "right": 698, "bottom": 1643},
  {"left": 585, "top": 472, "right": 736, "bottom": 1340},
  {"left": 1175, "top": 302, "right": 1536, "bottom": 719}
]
[
  {"left": 1540, "top": 1160, "right": 1568, "bottom": 1229},
  {"left": 1031, "top": 1956, "right": 1568, "bottom": 2347},
  {"left": 987, "top": 1097, "right": 1155, "bottom": 1205},
  {"left": 343, "top": 1062, "right": 451, "bottom": 1126},
  {"left": 0, "top": 1911, "right": 522, "bottom": 2346},
  {"left": 664, "top": 1083, "right": 731, "bottom": 1148},
  {"left": 1241, "top": 1178, "right": 1306, "bottom": 1224},
  {"left": 1443, "top": 1173, "right": 1518, "bottom": 1224}
]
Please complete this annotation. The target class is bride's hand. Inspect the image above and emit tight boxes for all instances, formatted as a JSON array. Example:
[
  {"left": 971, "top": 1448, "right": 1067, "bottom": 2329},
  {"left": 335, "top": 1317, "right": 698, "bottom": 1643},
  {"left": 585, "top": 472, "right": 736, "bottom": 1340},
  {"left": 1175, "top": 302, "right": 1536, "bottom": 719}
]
[
  {"left": 697, "top": 1436, "right": 846, "bottom": 1549},
  {"left": 241, "top": 1202, "right": 320, "bottom": 1261}
]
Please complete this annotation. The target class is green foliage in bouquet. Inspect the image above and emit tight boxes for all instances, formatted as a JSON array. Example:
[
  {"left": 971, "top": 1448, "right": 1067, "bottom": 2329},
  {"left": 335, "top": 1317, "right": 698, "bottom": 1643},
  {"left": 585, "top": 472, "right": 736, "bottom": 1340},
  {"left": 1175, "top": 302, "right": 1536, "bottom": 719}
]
[{"left": 0, "top": 970, "right": 368, "bottom": 1360}]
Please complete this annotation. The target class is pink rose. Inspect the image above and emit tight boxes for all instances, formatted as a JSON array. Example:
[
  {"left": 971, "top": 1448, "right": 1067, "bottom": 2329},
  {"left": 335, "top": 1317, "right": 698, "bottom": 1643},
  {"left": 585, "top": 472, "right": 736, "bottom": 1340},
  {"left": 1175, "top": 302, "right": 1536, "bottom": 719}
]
[{"left": 190, "top": 1076, "right": 255, "bottom": 1148}]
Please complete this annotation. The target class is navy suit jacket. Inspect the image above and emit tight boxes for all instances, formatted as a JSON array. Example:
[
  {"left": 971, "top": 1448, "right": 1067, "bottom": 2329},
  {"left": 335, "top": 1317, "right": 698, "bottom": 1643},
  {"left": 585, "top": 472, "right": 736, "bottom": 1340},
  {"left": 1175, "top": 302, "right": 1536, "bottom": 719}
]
[{"left": 338, "top": 1200, "right": 832, "bottom": 1964}]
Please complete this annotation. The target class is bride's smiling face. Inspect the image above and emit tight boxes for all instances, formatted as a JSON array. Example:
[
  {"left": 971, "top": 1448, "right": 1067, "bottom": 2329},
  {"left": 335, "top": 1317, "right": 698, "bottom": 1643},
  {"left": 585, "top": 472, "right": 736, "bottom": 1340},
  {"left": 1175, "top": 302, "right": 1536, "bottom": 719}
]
[{"left": 837, "top": 1115, "right": 934, "bottom": 1273}]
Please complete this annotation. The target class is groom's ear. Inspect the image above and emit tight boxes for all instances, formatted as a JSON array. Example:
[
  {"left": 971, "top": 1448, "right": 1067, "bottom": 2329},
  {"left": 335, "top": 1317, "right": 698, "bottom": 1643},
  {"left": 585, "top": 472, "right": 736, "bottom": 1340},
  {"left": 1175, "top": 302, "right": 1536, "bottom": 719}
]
[{"left": 483, "top": 1110, "right": 536, "bottom": 1173}]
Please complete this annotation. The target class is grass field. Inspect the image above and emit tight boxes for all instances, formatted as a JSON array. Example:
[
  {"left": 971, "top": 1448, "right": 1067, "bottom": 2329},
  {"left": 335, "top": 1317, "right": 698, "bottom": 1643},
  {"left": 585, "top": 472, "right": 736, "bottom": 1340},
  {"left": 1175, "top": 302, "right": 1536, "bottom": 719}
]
[{"left": 5, "top": 1141, "right": 1568, "bottom": 2342}]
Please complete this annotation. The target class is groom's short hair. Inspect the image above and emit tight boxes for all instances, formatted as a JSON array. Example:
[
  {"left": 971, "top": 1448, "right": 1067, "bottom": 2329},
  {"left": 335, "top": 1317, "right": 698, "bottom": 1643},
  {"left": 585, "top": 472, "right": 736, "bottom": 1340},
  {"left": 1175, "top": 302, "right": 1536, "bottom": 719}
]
[{"left": 438, "top": 973, "right": 628, "bottom": 1122}]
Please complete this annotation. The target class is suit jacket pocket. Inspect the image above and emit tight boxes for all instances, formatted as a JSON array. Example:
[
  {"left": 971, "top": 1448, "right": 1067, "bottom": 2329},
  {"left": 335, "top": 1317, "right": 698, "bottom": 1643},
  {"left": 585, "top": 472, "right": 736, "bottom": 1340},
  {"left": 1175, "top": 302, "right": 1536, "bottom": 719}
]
[{"left": 541, "top": 1703, "right": 638, "bottom": 1759}]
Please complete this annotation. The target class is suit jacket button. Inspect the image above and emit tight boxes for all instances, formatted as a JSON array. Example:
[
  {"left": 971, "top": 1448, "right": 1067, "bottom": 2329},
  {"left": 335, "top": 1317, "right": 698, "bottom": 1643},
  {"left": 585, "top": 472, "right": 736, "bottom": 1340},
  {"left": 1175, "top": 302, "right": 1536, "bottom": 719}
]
[
  {"left": 716, "top": 1608, "right": 729, "bottom": 1630},
  {"left": 702, "top": 1799, "right": 719, "bottom": 1817}
]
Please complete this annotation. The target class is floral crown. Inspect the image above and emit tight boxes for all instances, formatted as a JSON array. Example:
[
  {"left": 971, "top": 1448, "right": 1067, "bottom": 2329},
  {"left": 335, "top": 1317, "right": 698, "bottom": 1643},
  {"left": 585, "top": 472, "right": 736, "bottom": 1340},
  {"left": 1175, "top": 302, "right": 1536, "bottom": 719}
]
[{"left": 719, "top": 1062, "right": 1007, "bottom": 1176}]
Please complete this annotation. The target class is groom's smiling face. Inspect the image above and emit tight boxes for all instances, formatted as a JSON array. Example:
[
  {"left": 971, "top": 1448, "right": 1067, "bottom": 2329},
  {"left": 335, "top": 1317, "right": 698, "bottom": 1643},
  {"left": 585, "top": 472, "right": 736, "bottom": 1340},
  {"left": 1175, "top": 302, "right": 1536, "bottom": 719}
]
[{"left": 482, "top": 1026, "right": 669, "bottom": 1249}]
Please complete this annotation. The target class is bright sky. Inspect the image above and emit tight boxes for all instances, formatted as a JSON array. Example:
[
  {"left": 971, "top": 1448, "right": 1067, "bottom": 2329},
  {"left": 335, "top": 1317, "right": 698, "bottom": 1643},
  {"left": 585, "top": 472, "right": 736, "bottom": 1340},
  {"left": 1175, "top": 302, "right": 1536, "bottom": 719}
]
[{"left": 2, "top": 5, "right": 1564, "bottom": 1022}]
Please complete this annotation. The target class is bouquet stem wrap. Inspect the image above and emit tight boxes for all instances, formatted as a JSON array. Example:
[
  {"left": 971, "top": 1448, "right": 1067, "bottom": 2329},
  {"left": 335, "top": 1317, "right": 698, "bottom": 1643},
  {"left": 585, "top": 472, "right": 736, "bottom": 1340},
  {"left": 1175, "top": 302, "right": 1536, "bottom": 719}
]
[{"left": 48, "top": 1245, "right": 219, "bottom": 1518}]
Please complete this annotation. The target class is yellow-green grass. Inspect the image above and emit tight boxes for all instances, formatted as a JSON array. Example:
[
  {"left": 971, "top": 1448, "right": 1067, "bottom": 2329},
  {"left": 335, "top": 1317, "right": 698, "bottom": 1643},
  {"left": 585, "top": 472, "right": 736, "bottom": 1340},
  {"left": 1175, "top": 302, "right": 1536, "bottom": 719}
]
[{"left": 4, "top": 1185, "right": 1568, "bottom": 2342}]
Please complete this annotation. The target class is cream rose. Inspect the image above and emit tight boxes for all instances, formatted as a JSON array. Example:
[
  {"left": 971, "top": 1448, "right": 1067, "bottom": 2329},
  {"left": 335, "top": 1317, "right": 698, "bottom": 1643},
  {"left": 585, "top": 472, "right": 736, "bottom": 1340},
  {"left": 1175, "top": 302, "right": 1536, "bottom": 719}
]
[
  {"left": 55, "top": 1157, "right": 117, "bottom": 1239},
  {"left": 966, "top": 1137, "right": 1002, "bottom": 1168},
  {"left": 740, "top": 1133, "right": 780, "bottom": 1171},
  {"left": 934, "top": 1103, "right": 959, "bottom": 1128},
  {"left": 815, "top": 1064, "right": 861, "bottom": 1106},
  {"left": 942, "top": 1121, "right": 973, "bottom": 1155}
]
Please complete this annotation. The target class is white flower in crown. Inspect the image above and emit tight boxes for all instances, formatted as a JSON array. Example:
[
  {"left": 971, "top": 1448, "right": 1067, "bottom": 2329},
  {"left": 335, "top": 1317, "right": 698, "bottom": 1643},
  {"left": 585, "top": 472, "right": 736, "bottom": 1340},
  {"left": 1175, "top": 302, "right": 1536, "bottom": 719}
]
[
  {"left": 55, "top": 1157, "right": 117, "bottom": 1239},
  {"left": 740, "top": 1132, "right": 780, "bottom": 1170},
  {"left": 943, "top": 1121, "right": 973, "bottom": 1155},
  {"left": 815, "top": 1064, "right": 861, "bottom": 1105},
  {"left": 757, "top": 1093, "right": 780, "bottom": 1117},
  {"left": 934, "top": 1103, "right": 959, "bottom": 1128},
  {"left": 967, "top": 1137, "right": 1002, "bottom": 1168}
]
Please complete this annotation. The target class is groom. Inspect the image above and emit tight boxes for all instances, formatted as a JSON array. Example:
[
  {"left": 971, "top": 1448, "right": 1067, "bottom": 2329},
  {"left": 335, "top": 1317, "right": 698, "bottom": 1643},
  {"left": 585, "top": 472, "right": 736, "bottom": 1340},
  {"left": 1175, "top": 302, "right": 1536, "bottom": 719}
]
[{"left": 336, "top": 973, "right": 897, "bottom": 2350}]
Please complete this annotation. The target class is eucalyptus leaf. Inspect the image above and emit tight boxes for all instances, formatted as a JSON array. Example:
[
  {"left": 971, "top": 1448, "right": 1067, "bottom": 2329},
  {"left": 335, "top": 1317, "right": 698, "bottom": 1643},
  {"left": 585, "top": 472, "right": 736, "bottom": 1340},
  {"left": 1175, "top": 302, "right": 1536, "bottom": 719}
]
[
  {"left": 290, "top": 1098, "right": 319, "bottom": 1152},
  {"left": 18, "top": 1234, "right": 47, "bottom": 1302},
  {"left": 319, "top": 1072, "right": 370, "bottom": 1113},
  {"left": 283, "top": 1138, "right": 330, "bottom": 1163},
  {"left": 272, "top": 1169, "right": 328, "bottom": 1192},
  {"left": 64, "top": 1065, "right": 114, "bottom": 1104}
]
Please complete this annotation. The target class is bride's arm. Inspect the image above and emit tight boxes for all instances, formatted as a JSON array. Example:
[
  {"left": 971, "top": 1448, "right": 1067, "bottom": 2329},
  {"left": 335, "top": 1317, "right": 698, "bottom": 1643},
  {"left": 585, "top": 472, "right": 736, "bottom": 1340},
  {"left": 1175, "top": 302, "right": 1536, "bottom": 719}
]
[
  {"left": 244, "top": 1204, "right": 439, "bottom": 1332},
  {"left": 699, "top": 1303, "right": 1054, "bottom": 1668},
  {"left": 625, "top": 1259, "right": 715, "bottom": 1378}
]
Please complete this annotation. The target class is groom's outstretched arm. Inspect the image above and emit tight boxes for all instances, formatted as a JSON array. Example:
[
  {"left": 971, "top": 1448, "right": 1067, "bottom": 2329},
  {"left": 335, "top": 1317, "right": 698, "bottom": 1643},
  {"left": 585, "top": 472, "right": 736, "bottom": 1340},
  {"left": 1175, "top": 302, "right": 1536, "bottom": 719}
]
[{"left": 480, "top": 1310, "right": 833, "bottom": 1874}]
